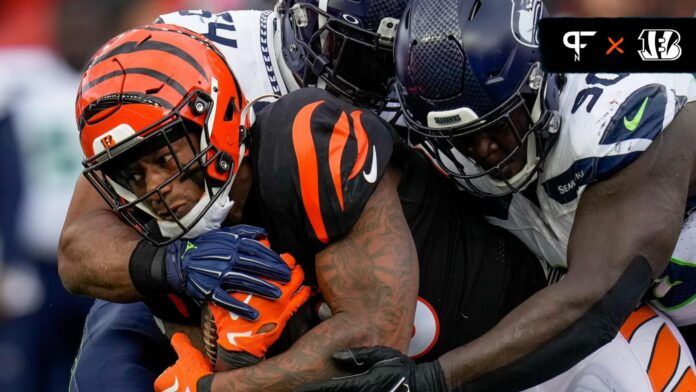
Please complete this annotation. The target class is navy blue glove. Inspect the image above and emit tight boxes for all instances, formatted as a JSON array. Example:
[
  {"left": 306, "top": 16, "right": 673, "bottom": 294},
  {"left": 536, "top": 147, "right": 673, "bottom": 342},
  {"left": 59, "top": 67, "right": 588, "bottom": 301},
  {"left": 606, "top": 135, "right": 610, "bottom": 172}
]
[
  {"left": 164, "top": 225, "right": 291, "bottom": 320},
  {"left": 297, "top": 347, "right": 447, "bottom": 392}
]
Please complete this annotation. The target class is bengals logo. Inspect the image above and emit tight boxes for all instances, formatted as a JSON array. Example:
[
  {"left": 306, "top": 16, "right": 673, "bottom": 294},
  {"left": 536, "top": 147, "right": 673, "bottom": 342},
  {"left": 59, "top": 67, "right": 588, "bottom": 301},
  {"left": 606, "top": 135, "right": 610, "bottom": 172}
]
[{"left": 100, "top": 135, "right": 116, "bottom": 150}]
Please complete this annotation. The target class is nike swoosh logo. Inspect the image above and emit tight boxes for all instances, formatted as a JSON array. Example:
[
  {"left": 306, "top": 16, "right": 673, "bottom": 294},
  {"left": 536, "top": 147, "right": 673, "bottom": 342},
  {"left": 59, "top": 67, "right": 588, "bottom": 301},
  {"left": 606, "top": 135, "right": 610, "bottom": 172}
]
[
  {"left": 362, "top": 145, "right": 378, "bottom": 184},
  {"left": 623, "top": 97, "right": 649, "bottom": 132},
  {"left": 653, "top": 276, "right": 683, "bottom": 299},
  {"left": 162, "top": 376, "right": 179, "bottom": 392},
  {"left": 227, "top": 330, "right": 254, "bottom": 346}
]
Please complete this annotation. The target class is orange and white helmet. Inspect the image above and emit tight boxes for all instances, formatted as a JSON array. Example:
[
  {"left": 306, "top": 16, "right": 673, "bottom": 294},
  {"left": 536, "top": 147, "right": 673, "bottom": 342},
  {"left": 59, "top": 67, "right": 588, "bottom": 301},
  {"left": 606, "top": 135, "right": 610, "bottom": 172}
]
[{"left": 77, "top": 24, "right": 249, "bottom": 244}]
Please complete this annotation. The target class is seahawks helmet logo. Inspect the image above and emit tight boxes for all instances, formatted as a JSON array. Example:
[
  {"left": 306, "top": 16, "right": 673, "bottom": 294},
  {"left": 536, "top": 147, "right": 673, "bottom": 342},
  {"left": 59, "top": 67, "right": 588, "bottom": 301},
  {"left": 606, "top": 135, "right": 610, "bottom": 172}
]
[{"left": 510, "top": 0, "right": 542, "bottom": 47}]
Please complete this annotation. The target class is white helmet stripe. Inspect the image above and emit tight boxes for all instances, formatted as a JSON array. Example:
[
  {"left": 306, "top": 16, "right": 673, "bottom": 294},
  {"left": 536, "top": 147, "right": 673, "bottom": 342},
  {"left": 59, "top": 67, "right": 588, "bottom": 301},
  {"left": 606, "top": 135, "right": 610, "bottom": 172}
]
[
  {"left": 318, "top": 0, "right": 329, "bottom": 48},
  {"left": 200, "top": 77, "right": 219, "bottom": 154}
]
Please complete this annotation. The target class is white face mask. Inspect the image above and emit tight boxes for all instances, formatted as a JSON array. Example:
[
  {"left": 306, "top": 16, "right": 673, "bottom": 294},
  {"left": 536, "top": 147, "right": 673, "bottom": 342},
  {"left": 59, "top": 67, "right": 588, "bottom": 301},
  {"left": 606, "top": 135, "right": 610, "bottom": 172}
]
[{"left": 157, "top": 181, "right": 235, "bottom": 239}]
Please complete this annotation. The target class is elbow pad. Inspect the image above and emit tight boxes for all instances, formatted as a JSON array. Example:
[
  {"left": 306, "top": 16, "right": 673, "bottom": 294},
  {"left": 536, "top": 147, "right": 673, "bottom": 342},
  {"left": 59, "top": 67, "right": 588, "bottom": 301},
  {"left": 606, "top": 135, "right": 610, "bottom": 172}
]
[{"left": 456, "top": 256, "right": 653, "bottom": 392}]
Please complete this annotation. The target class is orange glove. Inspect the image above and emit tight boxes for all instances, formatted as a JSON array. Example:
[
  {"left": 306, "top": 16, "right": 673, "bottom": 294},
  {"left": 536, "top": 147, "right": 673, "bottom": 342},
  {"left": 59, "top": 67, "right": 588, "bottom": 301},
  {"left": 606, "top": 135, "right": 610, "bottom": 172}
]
[
  {"left": 208, "top": 250, "right": 312, "bottom": 362},
  {"left": 154, "top": 333, "right": 213, "bottom": 392}
]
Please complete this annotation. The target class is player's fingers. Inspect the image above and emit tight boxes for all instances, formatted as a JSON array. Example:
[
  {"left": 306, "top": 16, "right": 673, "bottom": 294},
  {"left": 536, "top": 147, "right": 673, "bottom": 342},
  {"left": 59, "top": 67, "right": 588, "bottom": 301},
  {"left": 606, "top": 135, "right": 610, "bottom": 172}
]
[
  {"left": 280, "top": 252, "right": 297, "bottom": 269},
  {"left": 237, "top": 239, "right": 291, "bottom": 281},
  {"left": 212, "top": 287, "right": 260, "bottom": 321},
  {"left": 220, "top": 271, "right": 282, "bottom": 299},
  {"left": 286, "top": 263, "right": 306, "bottom": 290},
  {"left": 222, "top": 224, "right": 267, "bottom": 240},
  {"left": 286, "top": 285, "right": 311, "bottom": 312},
  {"left": 332, "top": 347, "right": 403, "bottom": 372},
  {"left": 153, "top": 366, "right": 177, "bottom": 392},
  {"left": 170, "top": 332, "right": 195, "bottom": 357},
  {"left": 292, "top": 283, "right": 312, "bottom": 302}
]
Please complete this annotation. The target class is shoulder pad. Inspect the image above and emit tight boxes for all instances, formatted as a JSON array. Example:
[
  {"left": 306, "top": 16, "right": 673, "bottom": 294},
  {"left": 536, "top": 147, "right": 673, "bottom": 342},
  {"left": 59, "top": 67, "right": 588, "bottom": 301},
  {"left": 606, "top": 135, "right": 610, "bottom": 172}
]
[
  {"left": 254, "top": 88, "right": 394, "bottom": 246},
  {"left": 542, "top": 73, "right": 696, "bottom": 204}
]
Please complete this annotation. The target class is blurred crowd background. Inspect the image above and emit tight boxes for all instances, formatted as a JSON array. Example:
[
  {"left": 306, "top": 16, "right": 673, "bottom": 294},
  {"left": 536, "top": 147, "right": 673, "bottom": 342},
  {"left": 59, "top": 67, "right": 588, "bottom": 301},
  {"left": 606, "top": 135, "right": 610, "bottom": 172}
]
[{"left": 0, "top": 0, "right": 694, "bottom": 391}]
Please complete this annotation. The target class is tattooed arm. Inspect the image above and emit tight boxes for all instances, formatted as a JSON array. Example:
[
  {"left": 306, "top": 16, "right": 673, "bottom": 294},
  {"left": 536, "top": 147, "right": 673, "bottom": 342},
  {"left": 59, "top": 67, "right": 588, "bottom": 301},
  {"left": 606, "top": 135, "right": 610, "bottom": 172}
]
[{"left": 209, "top": 166, "right": 419, "bottom": 391}]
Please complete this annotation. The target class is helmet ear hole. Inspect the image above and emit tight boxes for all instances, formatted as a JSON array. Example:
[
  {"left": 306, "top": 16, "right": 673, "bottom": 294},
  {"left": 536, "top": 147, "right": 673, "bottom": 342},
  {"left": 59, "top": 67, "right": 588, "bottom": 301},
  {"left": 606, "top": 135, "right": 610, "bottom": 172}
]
[{"left": 223, "top": 98, "right": 237, "bottom": 121}]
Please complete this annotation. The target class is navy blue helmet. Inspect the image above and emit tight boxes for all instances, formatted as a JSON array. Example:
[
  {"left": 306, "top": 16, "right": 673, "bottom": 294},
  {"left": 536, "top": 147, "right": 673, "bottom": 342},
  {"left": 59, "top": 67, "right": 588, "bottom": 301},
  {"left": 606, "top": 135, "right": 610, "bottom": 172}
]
[
  {"left": 277, "top": 0, "right": 408, "bottom": 109},
  {"left": 395, "top": 0, "right": 562, "bottom": 197}
]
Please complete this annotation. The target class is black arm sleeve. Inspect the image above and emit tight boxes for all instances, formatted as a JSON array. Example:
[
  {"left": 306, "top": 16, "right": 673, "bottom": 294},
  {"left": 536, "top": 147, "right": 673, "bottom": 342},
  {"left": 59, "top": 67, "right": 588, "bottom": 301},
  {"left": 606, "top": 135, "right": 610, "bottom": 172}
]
[
  {"left": 455, "top": 256, "right": 653, "bottom": 392},
  {"left": 129, "top": 239, "right": 200, "bottom": 324}
]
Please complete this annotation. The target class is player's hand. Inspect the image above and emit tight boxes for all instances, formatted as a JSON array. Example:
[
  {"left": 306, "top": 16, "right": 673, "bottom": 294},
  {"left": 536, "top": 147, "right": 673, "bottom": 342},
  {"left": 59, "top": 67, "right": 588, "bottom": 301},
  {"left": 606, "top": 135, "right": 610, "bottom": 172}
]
[
  {"left": 154, "top": 333, "right": 214, "bottom": 392},
  {"left": 166, "top": 225, "right": 291, "bottom": 320},
  {"left": 297, "top": 347, "right": 448, "bottom": 392},
  {"left": 206, "top": 252, "right": 312, "bottom": 369}
]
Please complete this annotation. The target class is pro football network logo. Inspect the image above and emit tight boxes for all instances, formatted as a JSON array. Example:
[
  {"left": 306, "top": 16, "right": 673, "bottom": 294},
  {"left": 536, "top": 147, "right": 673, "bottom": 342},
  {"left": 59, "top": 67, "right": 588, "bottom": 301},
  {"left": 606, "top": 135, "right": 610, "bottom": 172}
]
[
  {"left": 562, "top": 31, "right": 596, "bottom": 61},
  {"left": 638, "top": 29, "right": 682, "bottom": 61}
]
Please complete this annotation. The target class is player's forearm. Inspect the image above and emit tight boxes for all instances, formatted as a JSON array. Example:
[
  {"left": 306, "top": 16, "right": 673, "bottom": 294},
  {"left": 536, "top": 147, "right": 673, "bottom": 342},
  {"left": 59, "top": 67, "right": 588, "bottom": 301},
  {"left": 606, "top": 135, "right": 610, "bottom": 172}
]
[
  {"left": 58, "top": 209, "right": 143, "bottom": 301},
  {"left": 438, "top": 257, "right": 651, "bottom": 391},
  {"left": 438, "top": 279, "right": 595, "bottom": 389},
  {"left": 210, "top": 312, "right": 383, "bottom": 392}
]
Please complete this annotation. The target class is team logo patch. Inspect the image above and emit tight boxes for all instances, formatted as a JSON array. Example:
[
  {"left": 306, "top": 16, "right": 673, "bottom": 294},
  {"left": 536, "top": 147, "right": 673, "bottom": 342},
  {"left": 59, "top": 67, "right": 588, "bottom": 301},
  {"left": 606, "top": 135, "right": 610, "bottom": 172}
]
[
  {"left": 638, "top": 29, "right": 682, "bottom": 61},
  {"left": 510, "top": 0, "right": 542, "bottom": 47},
  {"left": 92, "top": 123, "right": 137, "bottom": 155},
  {"left": 600, "top": 84, "right": 667, "bottom": 145},
  {"left": 407, "top": 298, "right": 440, "bottom": 359},
  {"left": 100, "top": 135, "right": 116, "bottom": 150}
]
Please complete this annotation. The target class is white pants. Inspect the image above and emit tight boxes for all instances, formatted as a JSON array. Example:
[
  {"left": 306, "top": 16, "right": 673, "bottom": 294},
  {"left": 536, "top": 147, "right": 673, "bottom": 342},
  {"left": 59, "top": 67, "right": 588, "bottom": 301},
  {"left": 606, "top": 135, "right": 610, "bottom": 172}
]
[
  {"left": 651, "top": 212, "right": 696, "bottom": 326},
  {"left": 526, "top": 305, "right": 696, "bottom": 392}
]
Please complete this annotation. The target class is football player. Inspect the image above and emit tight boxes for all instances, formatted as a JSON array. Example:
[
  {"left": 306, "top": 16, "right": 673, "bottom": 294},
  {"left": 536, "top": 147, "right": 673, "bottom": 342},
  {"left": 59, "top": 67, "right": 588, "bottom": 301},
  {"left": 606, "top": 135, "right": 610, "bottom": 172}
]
[
  {"left": 62, "top": 3, "right": 408, "bottom": 390},
  {"left": 301, "top": 0, "right": 696, "bottom": 391},
  {"left": 61, "top": 4, "right": 546, "bottom": 392}
]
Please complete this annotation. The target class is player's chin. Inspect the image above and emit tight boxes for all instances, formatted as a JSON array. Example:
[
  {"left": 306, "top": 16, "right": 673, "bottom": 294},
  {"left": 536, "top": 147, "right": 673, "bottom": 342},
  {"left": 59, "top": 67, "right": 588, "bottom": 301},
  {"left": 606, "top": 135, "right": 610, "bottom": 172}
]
[
  {"left": 501, "top": 161, "right": 525, "bottom": 179},
  {"left": 154, "top": 203, "right": 194, "bottom": 221},
  {"left": 487, "top": 160, "right": 525, "bottom": 181}
]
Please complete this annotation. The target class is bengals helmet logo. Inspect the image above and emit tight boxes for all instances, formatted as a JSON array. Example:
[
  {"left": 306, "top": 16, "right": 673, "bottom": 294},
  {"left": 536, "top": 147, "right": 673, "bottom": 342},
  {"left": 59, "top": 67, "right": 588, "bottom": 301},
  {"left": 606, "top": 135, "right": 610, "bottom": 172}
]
[{"left": 100, "top": 135, "right": 116, "bottom": 150}]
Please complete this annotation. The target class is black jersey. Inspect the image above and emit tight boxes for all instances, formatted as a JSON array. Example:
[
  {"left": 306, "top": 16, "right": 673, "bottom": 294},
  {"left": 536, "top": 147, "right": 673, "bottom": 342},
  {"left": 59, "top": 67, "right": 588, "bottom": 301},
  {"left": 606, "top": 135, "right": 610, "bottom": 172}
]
[{"left": 244, "top": 88, "right": 545, "bottom": 361}]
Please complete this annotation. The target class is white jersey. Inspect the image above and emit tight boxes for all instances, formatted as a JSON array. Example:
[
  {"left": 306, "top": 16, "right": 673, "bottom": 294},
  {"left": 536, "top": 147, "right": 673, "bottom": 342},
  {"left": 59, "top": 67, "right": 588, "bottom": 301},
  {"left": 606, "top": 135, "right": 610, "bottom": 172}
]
[
  {"left": 452, "top": 74, "right": 696, "bottom": 390},
  {"left": 481, "top": 73, "right": 696, "bottom": 268},
  {"left": 157, "top": 9, "right": 290, "bottom": 103}
]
